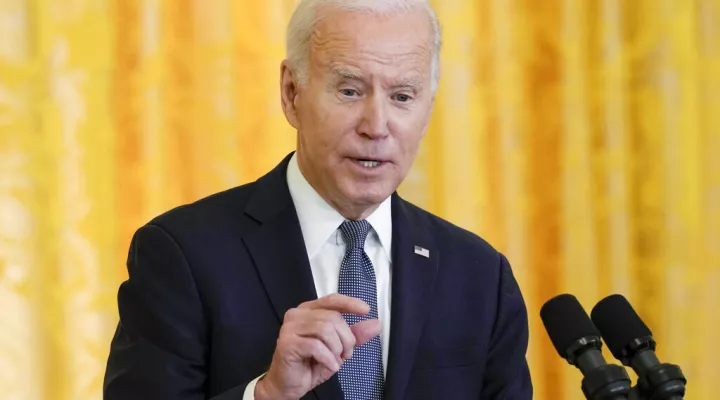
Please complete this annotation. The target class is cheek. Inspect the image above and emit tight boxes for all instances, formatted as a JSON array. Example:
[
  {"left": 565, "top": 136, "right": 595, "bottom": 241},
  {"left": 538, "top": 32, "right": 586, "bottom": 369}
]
[
  {"left": 392, "top": 120, "right": 427, "bottom": 154},
  {"left": 314, "top": 108, "right": 361, "bottom": 146},
  {"left": 302, "top": 116, "right": 357, "bottom": 160},
  {"left": 299, "top": 102, "right": 334, "bottom": 146}
]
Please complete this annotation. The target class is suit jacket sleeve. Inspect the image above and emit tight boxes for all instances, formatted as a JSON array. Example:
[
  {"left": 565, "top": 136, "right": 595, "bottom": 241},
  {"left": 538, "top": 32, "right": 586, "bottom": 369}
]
[
  {"left": 103, "top": 224, "right": 253, "bottom": 400},
  {"left": 479, "top": 253, "right": 533, "bottom": 399}
]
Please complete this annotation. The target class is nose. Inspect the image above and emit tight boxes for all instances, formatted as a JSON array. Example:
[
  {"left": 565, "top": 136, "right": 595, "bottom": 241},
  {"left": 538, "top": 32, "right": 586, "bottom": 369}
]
[{"left": 357, "top": 94, "right": 389, "bottom": 140}]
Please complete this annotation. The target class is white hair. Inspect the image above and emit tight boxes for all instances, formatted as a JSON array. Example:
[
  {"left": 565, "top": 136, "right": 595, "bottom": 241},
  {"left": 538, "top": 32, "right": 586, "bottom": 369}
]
[{"left": 286, "top": 0, "right": 442, "bottom": 93}]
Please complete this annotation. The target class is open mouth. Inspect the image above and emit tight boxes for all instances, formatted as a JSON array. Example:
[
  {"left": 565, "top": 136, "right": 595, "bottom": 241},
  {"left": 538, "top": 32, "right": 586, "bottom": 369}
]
[{"left": 355, "top": 159, "right": 383, "bottom": 168}]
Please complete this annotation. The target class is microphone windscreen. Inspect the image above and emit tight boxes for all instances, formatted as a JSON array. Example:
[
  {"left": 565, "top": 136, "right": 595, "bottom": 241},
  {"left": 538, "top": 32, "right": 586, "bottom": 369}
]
[
  {"left": 540, "top": 294, "right": 600, "bottom": 359},
  {"left": 591, "top": 294, "right": 652, "bottom": 360}
]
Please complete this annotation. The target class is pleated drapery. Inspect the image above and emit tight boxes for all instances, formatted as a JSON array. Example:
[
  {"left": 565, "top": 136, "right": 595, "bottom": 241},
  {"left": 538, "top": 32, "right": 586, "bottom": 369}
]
[{"left": 1, "top": 1, "right": 718, "bottom": 398}]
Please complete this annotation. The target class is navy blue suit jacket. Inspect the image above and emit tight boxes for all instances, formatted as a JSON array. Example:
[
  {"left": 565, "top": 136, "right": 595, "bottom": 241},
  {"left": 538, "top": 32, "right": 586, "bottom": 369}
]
[{"left": 104, "top": 154, "right": 532, "bottom": 399}]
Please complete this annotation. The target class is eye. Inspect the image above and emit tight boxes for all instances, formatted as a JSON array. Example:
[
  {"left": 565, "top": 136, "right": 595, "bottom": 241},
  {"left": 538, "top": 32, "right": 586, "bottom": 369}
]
[
  {"left": 395, "top": 93, "right": 412, "bottom": 102},
  {"left": 340, "top": 89, "right": 358, "bottom": 97}
]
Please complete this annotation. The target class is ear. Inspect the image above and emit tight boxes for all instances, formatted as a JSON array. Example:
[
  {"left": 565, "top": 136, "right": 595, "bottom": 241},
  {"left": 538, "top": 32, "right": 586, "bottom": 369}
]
[{"left": 280, "top": 60, "right": 300, "bottom": 129}]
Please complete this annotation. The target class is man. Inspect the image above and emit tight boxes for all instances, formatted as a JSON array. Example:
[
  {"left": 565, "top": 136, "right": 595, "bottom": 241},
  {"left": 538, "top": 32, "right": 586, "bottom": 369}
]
[{"left": 103, "top": 0, "right": 532, "bottom": 399}]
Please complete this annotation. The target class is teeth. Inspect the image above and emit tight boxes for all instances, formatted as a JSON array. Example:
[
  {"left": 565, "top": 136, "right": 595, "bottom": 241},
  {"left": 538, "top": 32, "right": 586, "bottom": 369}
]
[{"left": 359, "top": 160, "right": 380, "bottom": 168}]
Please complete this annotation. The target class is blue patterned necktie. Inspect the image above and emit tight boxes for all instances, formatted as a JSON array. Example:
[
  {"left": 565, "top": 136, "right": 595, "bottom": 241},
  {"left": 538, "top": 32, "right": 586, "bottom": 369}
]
[{"left": 337, "top": 220, "right": 385, "bottom": 400}]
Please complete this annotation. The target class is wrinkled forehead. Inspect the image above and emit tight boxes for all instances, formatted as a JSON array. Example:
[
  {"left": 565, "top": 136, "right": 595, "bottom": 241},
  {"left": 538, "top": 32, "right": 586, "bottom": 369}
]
[{"left": 309, "top": 8, "right": 434, "bottom": 79}]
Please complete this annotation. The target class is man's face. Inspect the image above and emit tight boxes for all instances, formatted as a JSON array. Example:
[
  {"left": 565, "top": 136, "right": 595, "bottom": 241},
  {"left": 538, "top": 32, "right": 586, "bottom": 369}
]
[{"left": 281, "top": 7, "right": 435, "bottom": 218}]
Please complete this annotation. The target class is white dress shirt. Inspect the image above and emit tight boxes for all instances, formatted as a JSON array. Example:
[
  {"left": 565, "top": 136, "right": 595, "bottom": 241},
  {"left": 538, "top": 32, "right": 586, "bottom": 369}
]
[{"left": 243, "top": 153, "right": 393, "bottom": 399}]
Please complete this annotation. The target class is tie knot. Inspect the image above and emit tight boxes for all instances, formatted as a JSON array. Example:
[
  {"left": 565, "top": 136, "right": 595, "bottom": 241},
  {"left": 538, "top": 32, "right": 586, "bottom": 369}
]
[{"left": 339, "top": 220, "right": 371, "bottom": 250}]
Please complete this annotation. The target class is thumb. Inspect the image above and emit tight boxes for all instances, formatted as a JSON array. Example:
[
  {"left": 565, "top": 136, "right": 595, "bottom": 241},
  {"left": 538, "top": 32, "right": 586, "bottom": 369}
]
[{"left": 350, "top": 319, "right": 382, "bottom": 346}]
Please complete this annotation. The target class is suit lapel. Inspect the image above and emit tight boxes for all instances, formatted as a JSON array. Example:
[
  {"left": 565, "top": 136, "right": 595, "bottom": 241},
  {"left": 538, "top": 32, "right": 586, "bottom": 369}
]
[
  {"left": 242, "top": 153, "right": 343, "bottom": 400},
  {"left": 384, "top": 195, "right": 439, "bottom": 400}
]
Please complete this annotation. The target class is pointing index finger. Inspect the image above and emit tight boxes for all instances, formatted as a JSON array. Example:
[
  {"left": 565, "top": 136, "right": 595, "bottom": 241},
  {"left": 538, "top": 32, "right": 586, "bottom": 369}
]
[{"left": 299, "top": 293, "right": 370, "bottom": 315}]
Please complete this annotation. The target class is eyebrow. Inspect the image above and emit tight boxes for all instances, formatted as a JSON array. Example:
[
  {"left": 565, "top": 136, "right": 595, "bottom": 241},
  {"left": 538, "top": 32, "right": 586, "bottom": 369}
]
[
  {"left": 332, "top": 67, "right": 364, "bottom": 81},
  {"left": 331, "top": 67, "right": 424, "bottom": 90},
  {"left": 392, "top": 78, "right": 423, "bottom": 90}
]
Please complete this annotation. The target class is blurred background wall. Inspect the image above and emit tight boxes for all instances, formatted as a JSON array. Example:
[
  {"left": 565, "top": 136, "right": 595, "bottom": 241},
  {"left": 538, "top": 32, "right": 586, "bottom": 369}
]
[{"left": 1, "top": 0, "right": 719, "bottom": 399}]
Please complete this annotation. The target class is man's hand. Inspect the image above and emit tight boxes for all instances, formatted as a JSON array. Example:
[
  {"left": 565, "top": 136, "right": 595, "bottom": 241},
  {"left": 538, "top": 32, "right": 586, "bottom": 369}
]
[{"left": 254, "top": 294, "right": 381, "bottom": 400}]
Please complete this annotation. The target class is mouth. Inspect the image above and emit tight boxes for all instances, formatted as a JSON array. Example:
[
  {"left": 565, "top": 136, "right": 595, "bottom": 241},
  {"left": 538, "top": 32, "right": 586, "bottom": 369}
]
[{"left": 350, "top": 158, "right": 387, "bottom": 169}]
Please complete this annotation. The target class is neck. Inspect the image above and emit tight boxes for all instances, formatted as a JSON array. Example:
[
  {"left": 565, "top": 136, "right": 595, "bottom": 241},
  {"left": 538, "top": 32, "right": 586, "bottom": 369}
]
[{"left": 331, "top": 201, "right": 380, "bottom": 221}]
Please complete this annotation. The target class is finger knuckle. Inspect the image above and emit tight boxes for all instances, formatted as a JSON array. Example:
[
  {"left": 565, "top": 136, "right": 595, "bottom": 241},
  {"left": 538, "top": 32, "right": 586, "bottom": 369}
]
[
  {"left": 332, "top": 311, "right": 347, "bottom": 324},
  {"left": 311, "top": 338, "right": 326, "bottom": 354},
  {"left": 318, "top": 321, "right": 335, "bottom": 338},
  {"left": 297, "top": 299, "right": 313, "bottom": 309},
  {"left": 345, "top": 331, "right": 357, "bottom": 348},
  {"left": 283, "top": 308, "right": 298, "bottom": 322},
  {"left": 275, "top": 335, "right": 291, "bottom": 351},
  {"left": 326, "top": 293, "right": 343, "bottom": 302}
]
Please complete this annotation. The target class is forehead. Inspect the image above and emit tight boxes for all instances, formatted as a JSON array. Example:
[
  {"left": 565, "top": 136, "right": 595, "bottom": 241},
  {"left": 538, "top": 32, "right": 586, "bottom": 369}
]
[{"left": 309, "top": 8, "right": 433, "bottom": 78}]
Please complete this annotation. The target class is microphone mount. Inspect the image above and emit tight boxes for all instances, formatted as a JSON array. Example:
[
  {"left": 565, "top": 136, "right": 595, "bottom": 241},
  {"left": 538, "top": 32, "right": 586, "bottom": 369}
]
[
  {"left": 566, "top": 336, "right": 632, "bottom": 400},
  {"left": 619, "top": 336, "right": 686, "bottom": 400}
]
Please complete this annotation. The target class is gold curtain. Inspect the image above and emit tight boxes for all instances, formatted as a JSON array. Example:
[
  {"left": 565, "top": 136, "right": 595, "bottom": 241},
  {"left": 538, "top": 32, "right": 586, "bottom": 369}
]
[{"left": 1, "top": 0, "right": 718, "bottom": 399}]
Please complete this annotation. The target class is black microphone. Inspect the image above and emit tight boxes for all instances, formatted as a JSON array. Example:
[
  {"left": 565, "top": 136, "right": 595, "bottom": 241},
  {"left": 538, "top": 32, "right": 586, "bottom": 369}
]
[
  {"left": 591, "top": 294, "right": 687, "bottom": 400},
  {"left": 541, "top": 294, "right": 632, "bottom": 400}
]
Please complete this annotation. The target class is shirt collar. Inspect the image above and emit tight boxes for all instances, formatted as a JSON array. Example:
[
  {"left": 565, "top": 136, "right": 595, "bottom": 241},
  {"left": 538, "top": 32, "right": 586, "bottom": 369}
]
[{"left": 286, "top": 153, "right": 393, "bottom": 260}]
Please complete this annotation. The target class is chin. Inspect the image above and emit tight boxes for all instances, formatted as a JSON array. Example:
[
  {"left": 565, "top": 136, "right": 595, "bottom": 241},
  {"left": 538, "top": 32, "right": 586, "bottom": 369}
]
[{"left": 343, "top": 182, "right": 395, "bottom": 206}]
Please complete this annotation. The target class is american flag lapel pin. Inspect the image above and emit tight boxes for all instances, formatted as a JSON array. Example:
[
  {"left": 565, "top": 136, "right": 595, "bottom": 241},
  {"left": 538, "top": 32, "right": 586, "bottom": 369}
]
[{"left": 414, "top": 245, "right": 430, "bottom": 258}]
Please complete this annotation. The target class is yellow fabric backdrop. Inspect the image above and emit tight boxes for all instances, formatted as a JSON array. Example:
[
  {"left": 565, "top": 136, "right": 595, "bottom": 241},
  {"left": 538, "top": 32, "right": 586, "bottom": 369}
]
[{"left": 1, "top": 0, "right": 718, "bottom": 399}]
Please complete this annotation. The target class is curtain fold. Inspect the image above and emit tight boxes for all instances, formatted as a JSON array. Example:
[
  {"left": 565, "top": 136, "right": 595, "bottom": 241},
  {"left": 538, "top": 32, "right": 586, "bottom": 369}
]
[{"left": 1, "top": 0, "right": 718, "bottom": 398}]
